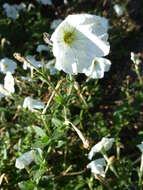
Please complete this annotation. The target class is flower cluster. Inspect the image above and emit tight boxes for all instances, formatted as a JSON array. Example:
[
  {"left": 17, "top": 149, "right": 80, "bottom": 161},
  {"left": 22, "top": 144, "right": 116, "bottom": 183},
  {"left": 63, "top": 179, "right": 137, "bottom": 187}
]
[
  {"left": 0, "top": 58, "right": 16, "bottom": 99},
  {"left": 87, "top": 137, "right": 114, "bottom": 178}
]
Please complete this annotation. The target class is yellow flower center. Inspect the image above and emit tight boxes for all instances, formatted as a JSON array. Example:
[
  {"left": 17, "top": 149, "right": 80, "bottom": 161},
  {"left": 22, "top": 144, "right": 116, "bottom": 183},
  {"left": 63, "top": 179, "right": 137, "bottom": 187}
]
[
  {"left": 4, "top": 64, "right": 8, "bottom": 68},
  {"left": 63, "top": 30, "right": 75, "bottom": 45},
  {"left": 94, "top": 60, "right": 98, "bottom": 67}
]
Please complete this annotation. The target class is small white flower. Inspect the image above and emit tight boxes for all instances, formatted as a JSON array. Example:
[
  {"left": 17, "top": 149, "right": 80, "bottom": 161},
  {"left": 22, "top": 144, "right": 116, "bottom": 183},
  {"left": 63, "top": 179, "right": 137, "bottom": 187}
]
[
  {"left": 36, "top": 0, "right": 52, "bottom": 6},
  {"left": 64, "top": 0, "right": 68, "bottom": 5},
  {"left": 137, "top": 142, "right": 143, "bottom": 173},
  {"left": 131, "top": 52, "right": 141, "bottom": 65},
  {"left": 45, "top": 59, "right": 57, "bottom": 75},
  {"left": 23, "top": 97, "right": 45, "bottom": 111},
  {"left": 51, "top": 14, "right": 110, "bottom": 76},
  {"left": 131, "top": 52, "right": 135, "bottom": 62},
  {"left": 113, "top": 4, "right": 124, "bottom": 17},
  {"left": 50, "top": 19, "right": 62, "bottom": 30},
  {"left": 3, "top": 3, "right": 25, "bottom": 20},
  {"left": 0, "top": 58, "right": 17, "bottom": 74},
  {"left": 36, "top": 44, "right": 50, "bottom": 53},
  {"left": 88, "top": 137, "right": 114, "bottom": 160},
  {"left": 16, "top": 3, "right": 26, "bottom": 11},
  {"left": 87, "top": 158, "right": 106, "bottom": 177},
  {"left": 4, "top": 72, "right": 15, "bottom": 94},
  {"left": 15, "top": 150, "right": 34, "bottom": 169},
  {"left": 3, "top": 3, "right": 18, "bottom": 19},
  {"left": 83, "top": 57, "right": 111, "bottom": 79},
  {"left": 23, "top": 55, "right": 42, "bottom": 70}
]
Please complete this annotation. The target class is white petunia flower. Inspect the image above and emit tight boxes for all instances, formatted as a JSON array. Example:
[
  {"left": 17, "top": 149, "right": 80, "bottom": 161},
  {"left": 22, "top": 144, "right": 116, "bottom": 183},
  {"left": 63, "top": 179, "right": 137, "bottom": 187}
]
[
  {"left": 0, "top": 58, "right": 17, "bottom": 74},
  {"left": 3, "top": 3, "right": 26, "bottom": 20},
  {"left": 87, "top": 158, "right": 106, "bottom": 177},
  {"left": 16, "top": 3, "right": 26, "bottom": 11},
  {"left": 4, "top": 72, "right": 15, "bottom": 94},
  {"left": 113, "top": 4, "right": 124, "bottom": 17},
  {"left": 83, "top": 57, "right": 111, "bottom": 79},
  {"left": 36, "top": 44, "right": 50, "bottom": 53},
  {"left": 0, "top": 75, "right": 15, "bottom": 98},
  {"left": 15, "top": 150, "right": 34, "bottom": 169},
  {"left": 23, "top": 97, "right": 45, "bottom": 111},
  {"left": 50, "top": 19, "right": 62, "bottom": 30},
  {"left": 88, "top": 137, "right": 114, "bottom": 160},
  {"left": 36, "top": 0, "right": 52, "bottom": 6},
  {"left": 3, "top": 3, "right": 18, "bottom": 20},
  {"left": 137, "top": 142, "right": 143, "bottom": 173},
  {"left": 45, "top": 59, "right": 57, "bottom": 75},
  {"left": 51, "top": 14, "right": 110, "bottom": 75},
  {"left": 23, "top": 55, "right": 42, "bottom": 70},
  {"left": 131, "top": 52, "right": 141, "bottom": 66}
]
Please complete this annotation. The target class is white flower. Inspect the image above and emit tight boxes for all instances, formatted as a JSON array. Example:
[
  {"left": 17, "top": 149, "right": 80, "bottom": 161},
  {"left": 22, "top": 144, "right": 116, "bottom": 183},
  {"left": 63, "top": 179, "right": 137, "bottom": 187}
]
[
  {"left": 137, "top": 142, "right": 143, "bottom": 173},
  {"left": 4, "top": 72, "right": 15, "bottom": 94},
  {"left": 0, "top": 58, "right": 17, "bottom": 74},
  {"left": 23, "top": 55, "right": 42, "bottom": 70},
  {"left": 50, "top": 19, "right": 62, "bottom": 30},
  {"left": 16, "top": 3, "right": 26, "bottom": 11},
  {"left": 23, "top": 97, "right": 45, "bottom": 111},
  {"left": 131, "top": 52, "right": 141, "bottom": 65},
  {"left": 83, "top": 57, "right": 111, "bottom": 79},
  {"left": 3, "top": 3, "right": 25, "bottom": 20},
  {"left": 113, "top": 4, "right": 124, "bottom": 17},
  {"left": 15, "top": 150, "right": 34, "bottom": 169},
  {"left": 3, "top": 3, "right": 18, "bottom": 19},
  {"left": 0, "top": 79, "right": 14, "bottom": 98},
  {"left": 64, "top": 0, "right": 68, "bottom": 5},
  {"left": 45, "top": 59, "right": 57, "bottom": 75},
  {"left": 88, "top": 137, "right": 114, "bottom": 160},
  {"left": 87, "top": 158, "right": 106, "bottom": 177},
  {"left": 36, "top": 0, "right": 52, "bottom": 5},
  {"left": 36, "top": 44, "right": 50, "bottom": 53},
  {"left": 51, "top": 14, "right": 110, "bottom": 75}
]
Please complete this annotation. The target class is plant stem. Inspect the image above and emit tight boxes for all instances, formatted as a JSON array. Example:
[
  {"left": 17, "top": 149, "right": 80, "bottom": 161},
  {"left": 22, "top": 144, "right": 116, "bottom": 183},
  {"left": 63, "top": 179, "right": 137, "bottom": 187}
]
[
  {"left": 74, "top": 81, "right": 88, "bottom": 109},
  {"left": 42, "top": 79, "right": 64, "bottom": 114},
  {"left": 65, "top": 120, "right": 89, "bottom": 149},
  {"left": 41, "top": 115, "right": 51, "bottom": 135}
]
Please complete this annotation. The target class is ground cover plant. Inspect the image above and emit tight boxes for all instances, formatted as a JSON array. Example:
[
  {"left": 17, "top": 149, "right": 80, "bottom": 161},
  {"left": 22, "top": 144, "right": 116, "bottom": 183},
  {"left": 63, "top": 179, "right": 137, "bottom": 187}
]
[{"left": 0, "top": 0, "right": 143, "bottom": 189}]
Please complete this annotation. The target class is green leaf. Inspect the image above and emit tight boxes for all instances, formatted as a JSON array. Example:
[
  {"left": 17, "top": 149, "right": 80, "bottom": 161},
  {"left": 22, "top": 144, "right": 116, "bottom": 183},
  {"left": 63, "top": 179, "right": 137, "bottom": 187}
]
[
  {"left": 18, "top": 180, "right": 35, "bottom": 190},
  {"left": 32, "top": 126, "right": 46, "bottom": 138}
]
